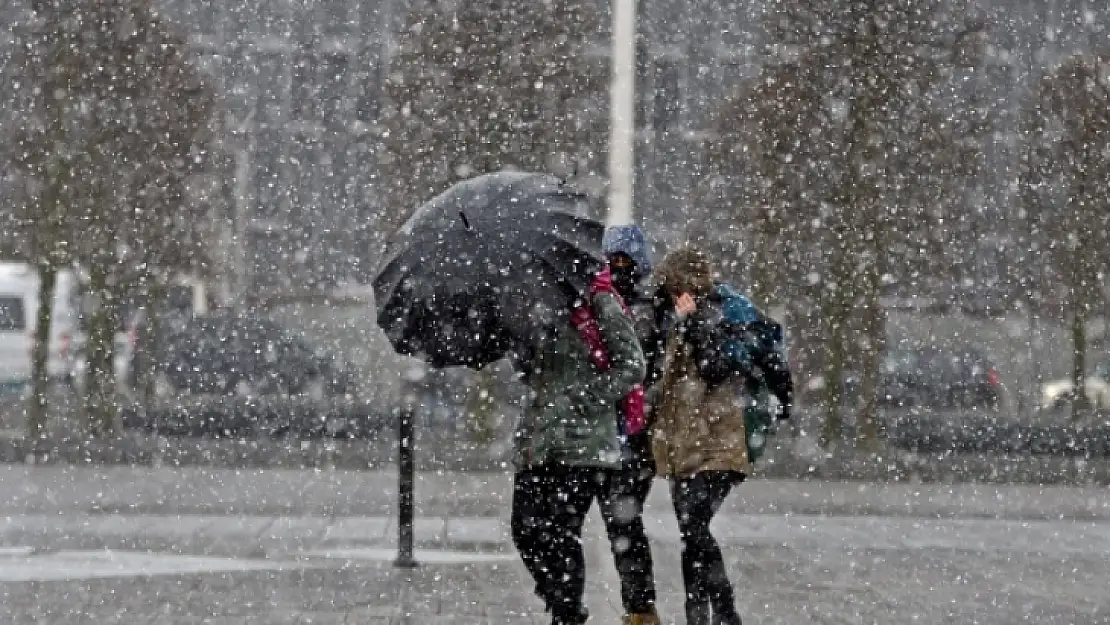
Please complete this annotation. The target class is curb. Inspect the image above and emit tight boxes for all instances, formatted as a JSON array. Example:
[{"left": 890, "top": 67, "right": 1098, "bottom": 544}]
[
  {"left": 3, "top": 431, "right": 1110, "bottom": 486},
  {"left": 0, "top": 513, "right": 511, "bottom": 549},
  {"left": 0, "top": 432, "right": 511, "bottom": 472}
]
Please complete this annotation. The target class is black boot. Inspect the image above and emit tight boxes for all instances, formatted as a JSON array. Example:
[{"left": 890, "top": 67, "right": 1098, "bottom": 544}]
[
  {"left": 551, "top": 606, "right": 589, "bottom": 625},
  {"left": 685, "top": 600, "right": 711, "bottom": 625},
  {"left": 712, "top": 606, "right": 743, "bottom": 625}
]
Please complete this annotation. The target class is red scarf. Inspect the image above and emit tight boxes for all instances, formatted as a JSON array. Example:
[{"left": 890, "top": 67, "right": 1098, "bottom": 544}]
[{"left": 569, "top": 266, "right": 647, "bottom": 436}]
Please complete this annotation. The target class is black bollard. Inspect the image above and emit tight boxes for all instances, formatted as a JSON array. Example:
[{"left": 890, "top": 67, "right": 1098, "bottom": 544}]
[{"left": 394, "top": 406, "right": 418, "bottom": 568}]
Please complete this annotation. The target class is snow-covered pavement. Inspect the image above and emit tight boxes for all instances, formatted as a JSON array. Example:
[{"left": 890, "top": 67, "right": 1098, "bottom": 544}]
[{"left": 0, "top": 465, "right": 1106, "bottom": 624}]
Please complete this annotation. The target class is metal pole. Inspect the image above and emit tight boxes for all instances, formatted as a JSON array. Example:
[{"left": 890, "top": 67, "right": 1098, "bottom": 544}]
[
  {"left": 1028, "top": 302, "right": 1038, "bottom": 418},
  {"left": 394, "top": 405, "right": 418, "bottom": 568},
  {"left": 232, "top": 147, "right": 251, "bottom": 305},
  {"left": 607, "top": 0, "right": 637, "bottom": 227}
]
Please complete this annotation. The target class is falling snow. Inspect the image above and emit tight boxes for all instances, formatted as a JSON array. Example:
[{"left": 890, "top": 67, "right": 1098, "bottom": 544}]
[{"left": 0, "top": 0, "right": 1109, "bottom": 623}]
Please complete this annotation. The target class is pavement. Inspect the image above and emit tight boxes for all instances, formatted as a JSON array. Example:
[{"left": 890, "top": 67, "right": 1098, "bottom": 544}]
[
  {"left": 1, "top": 466, "right": 1109, "bottom": 624},
  {"left": 4, "top": 424, "right": 1110, "bottom": 486},
  {"left": 6, "top": 396, "right": 1110, "bottom": 484}
]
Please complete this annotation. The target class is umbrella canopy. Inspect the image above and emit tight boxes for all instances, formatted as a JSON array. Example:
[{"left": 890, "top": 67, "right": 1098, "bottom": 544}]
[{"left": 373, "top": 172, "right": 606, "bottom": 369}]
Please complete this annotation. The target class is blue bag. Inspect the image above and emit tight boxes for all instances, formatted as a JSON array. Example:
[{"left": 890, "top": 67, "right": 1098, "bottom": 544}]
[{"left": 712, "top": 284, "right": 789, "bottom": 463}]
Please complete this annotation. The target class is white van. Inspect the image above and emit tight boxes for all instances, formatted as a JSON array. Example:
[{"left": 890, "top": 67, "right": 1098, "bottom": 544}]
[{"left": 0, "top": 262, "right": 80, "bottom": 393}]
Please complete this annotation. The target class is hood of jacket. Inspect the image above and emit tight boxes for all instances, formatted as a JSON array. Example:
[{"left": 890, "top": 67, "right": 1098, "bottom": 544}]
[
  {"left": 602, "top": 225, "right": 653, "bottom": 277},
  {"left": 656, "top": 247, "right": 715, "bottom": 298}
]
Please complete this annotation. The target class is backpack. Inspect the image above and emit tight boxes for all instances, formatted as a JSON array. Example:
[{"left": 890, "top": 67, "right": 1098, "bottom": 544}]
[
  {"left": 569, "top": 267, "right": 648, "bottom": 437},
  {"left": 712, "top": 284, "right": 790, "bottom": 463}
]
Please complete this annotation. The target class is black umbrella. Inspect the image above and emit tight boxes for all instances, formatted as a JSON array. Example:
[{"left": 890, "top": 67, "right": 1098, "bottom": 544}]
[{"left": 373, "top": 172, "right": 606, "bottom": 369}]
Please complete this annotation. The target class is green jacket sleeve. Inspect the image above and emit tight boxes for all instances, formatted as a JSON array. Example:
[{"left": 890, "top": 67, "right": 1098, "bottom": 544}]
[{"left": 573, "top": 291, "right": 646, "bottom": 406}]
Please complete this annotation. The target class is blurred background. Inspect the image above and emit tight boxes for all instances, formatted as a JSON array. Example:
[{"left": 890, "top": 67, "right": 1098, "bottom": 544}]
[{"left": 0, "top": 0, "right": 1108, "bottom": 456}]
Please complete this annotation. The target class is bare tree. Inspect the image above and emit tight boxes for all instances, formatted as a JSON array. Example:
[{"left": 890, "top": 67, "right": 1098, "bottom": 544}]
[
  {"left": 730, "top": 0, "right": 990, "bottom": 447},
  {"left": 3, "top": 7, "right": 89, "bottom": 443},
  {"left": 1021, "top": 53, "right": 1110, "bottom": 419},
  {"left": 10, "top": 0, "right": 216, "bottom": 435},
  {"left": 376, "top": 0, "right": 608, "bottom": 233},
  {"left": 0, "top": 165, "right": 73, "bottom": 444},
  {"left": 118, "top": 65, "right": 216, "bottom": 408}
]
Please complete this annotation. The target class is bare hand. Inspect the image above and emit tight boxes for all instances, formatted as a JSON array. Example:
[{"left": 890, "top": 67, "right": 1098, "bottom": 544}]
[{"left": 674, "top": 293, "right": 697, "bottom": 319}]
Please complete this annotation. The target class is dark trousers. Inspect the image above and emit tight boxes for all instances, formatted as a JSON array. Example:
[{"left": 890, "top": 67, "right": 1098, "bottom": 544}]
[
  {"left": 671, "top": 470, "right": 745, "bottom": 623},
  {"left": 599, "top": 445, "right": 657, "bottom": 614},
  {"left": 511, "top": 464, "right": 610, "bottom": 624}
]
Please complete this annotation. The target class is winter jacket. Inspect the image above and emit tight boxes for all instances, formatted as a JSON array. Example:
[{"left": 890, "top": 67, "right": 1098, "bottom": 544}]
[
  {"left": 621, "top": 293, "right": 663, "bottom": 467},
  {"left": 650, "top": 309, "right": 754, "bottom": 478},
  {"left": 570, "top": 267, "right": 647, "bottom": 436},
  {"left": 649, "top": 248, "right": 752, "bottom": 478},
  {"left": 513, "top": 289, "right": 647, "bottom": 470}
]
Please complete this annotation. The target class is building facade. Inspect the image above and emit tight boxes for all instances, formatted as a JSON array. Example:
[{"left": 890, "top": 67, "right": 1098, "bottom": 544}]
[
  {"left": 3, "top": 0, "right": 1108, "bottom": 299},
  {"left": 147, "top": 0, "right": 398, "bottom": 295}
]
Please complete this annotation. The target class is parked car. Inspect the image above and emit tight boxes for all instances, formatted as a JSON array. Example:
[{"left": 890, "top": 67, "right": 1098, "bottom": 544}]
[
  {"left": 803, "top": 345, "right": 1002, "bottom": 409},
  {"left": 129, "top": 311, "right": 356, "bottom": 399},
  {"left": 73, "top": 272, "right": 215, "bottom": 394},
  {"left": 1039, "top": 360, "right": 1110, "bottom": 411},
  {"left": 878, "top": 347, "right": 1001, "bottom": 409}
]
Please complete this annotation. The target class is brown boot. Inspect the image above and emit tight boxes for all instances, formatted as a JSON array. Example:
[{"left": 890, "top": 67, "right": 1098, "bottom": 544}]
[{"left": 622, "top": 609, "right": 662, "bottom": 625}]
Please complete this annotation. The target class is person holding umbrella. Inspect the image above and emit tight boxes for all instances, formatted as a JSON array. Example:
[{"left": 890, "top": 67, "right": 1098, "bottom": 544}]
[
  {"left": 374, "top": 173, "right": 650, "bottom": 624},
  {"left": 510, "top": 237, "right": 647, "bottom": 625}
]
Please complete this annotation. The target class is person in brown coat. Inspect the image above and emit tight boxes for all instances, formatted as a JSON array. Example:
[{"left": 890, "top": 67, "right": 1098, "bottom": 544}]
[{"left": 650, "top": 247, "right": 751, "bottom": 625}]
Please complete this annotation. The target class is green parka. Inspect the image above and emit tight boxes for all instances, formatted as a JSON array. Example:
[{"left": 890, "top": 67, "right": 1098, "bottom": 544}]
[{"left": 513, "top": 291, "right": 646, "bottom": 470}]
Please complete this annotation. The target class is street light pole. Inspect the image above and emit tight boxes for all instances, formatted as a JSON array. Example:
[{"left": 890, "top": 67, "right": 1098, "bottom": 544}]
[
  {"left": 607, "top": 0, "right": 636, "bottom": 227},
  {"left": 232, "top": 147, "right": 251, "bottom": 304}
]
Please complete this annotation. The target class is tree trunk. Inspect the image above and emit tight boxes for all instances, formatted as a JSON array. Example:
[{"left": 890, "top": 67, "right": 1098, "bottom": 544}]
[
  {"left": 464, "top": 368, "right": 499, "bottom": 445},
  {"left": 27, "top": 265, "right": 58, "bottom": 448},
  {"left": 820, "top": 295, "right": 847, "bottom": 448},
  {"left": 84, "top": 265, "right": 118, "bottom": 436},
  {"left": 820, "top": 234, "right": 856, "bottom": 449},
  {"left": 855, "top": 274, "right": 884, "bottom": 450},
  {"left": 1071, "top": 301, "right": 1089, "bottom": 419},
  {"left": 138, "top": 276, "right": 166, "bottom": 407},
  {"left": 856, "top": 226, "right": 887, "bottom": 449},
  {"left": 749, "top": 234, "right": 776, "bottom": 312}
]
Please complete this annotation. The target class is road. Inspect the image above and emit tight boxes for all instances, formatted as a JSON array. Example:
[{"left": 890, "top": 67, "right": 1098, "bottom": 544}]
[{"left": 0, "top": 466, "right": 1107, "bottom": 624}]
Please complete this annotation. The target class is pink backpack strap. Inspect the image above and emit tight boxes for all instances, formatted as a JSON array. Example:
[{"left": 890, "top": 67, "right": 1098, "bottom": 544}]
[
  {"left": 587, "top": 267, "right": 631, "bottom": 314},
  {"left": 572, "top": 266, "right": 647, "bottom": 437}
]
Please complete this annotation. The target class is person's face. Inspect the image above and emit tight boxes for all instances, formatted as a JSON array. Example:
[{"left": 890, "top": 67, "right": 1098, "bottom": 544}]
[{"left": 608, "top": 253, "right": 638, "bottom": 299}]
